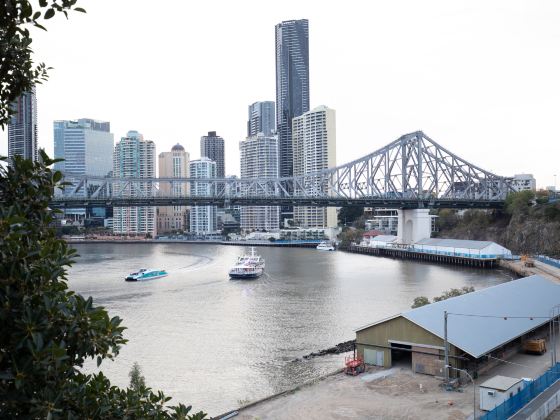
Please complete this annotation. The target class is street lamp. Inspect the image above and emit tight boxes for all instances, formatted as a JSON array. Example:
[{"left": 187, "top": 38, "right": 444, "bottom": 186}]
[{"left": 447, "top": 365, "right": 476, "bottom": 419}]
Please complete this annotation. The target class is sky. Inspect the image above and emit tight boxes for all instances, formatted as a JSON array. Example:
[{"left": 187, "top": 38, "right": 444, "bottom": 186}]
[{"left": 1, "top": 0, "right": 559, "bottom": 188}]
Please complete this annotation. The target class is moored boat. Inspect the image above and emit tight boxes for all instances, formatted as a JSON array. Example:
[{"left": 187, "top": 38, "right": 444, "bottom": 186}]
[
  {"left": 316, "top": 241, "right": 335, "bottom": 251},
  {"left": 125, "top": 268, "right": 168, "bottom": 282}
]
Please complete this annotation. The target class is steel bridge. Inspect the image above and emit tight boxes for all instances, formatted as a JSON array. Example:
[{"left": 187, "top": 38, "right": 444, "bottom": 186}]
[{"left": 51, "top": 131, "right": 514, "bottom": 210}]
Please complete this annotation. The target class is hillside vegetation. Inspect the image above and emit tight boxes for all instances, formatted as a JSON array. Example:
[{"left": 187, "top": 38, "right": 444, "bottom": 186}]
[{"left": 435, "top": 191, "right": 560, "bottom": 256}]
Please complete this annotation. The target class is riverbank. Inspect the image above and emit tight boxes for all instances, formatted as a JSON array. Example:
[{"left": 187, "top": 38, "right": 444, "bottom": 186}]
[
  {"left": 64, "top": 238, "right": 322, "bottom": 248},
  {"left": 499, "top": 259, "right": 560, "bottom": 283}
]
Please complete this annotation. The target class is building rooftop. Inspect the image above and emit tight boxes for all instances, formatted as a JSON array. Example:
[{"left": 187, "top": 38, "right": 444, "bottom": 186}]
[
  {"left": 356, "top": 275, "right": 560, "bottom": 359},
  {"left": 414, "top": 238, "right": 496, "bottom": 250},
  {"left": 372, "top": 235, "right": 398, "bottom": 242},
  {"left": 171, "top": 143, "right": 185, "bottom": 151},
  {"left": 480, "top": 375, "right": 523, "bottom": 391}
]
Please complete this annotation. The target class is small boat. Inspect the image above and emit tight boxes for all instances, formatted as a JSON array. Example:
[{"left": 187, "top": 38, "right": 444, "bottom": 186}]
[
  {"left": 316, "top": 241, "right": 335, "bottom": 251},
  {"left": 125, "top": 268, "right": 168, "bottom": 282},
  {"left": 229, "top": 247, "right": 265, "bottom": 280}
]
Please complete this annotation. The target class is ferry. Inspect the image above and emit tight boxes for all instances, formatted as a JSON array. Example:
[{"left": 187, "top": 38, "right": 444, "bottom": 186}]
[
  {"left": 125, "top": 268, "right": 168, "bottom": 282},
  {"left": 229, "top": 248, "right": 265, "bottom": 280},
  {"left": 316, "top": 241, "right": 335, "bottom": 251}
]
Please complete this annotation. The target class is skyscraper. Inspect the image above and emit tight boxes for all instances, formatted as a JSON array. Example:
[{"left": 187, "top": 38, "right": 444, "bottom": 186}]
[
  {"left": 113, "top": 131, "right": 156, "bottom": 236},
  {"left": 8, "top": 89, "right": 38, "bottom": 163},
  {"left": 53, "top": 118, "right": 113, "bottom": 176},
  {"left": 200, "top": 131, "right": 225, "bottom": 178},
  {"left": 247, "top": 101, "right": 275, "bottom": 137},
  {"left": 189, "top": 158, "right": 217, "bottom": 235},
  {"left": 292, "top": 105, "right": 337, "bottom": 228},
  {"left": 275, "top": 19, "right": 310, "bottom": 222},
  {"left": 239, "top": 133, "right": 279, "bottom": 232},
  {"left": 157, "top": 144, "right": 190, "bottom": 233}
]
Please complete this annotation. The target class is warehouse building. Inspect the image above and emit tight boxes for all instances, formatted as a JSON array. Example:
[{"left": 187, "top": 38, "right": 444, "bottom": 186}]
[
  {"left": 411, "top": 238, "right": 512, "bottom": 259},
  {"left": 355, "top": 275, "right": 560, "bottom": 377}
]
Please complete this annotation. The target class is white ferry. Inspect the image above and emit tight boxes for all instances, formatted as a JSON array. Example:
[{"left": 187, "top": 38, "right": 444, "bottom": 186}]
[
  {"left": 316, "top": 241, "right": 335, "bottom": 251},
  {"left": 229, "top": 248, "right": 265, "bottom": 280},
  {"left": 125, "top": 268, "right": 168, "bottom": 282}
]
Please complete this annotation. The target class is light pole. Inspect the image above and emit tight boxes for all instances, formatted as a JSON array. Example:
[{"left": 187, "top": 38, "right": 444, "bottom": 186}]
[{"left": 447, "top": 365, "right": 476, "bottom": 419}]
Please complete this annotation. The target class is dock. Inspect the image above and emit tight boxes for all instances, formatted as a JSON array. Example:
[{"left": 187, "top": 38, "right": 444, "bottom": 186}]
[{"left": 346, "top": 244, "right": 498, "bottom": 268}]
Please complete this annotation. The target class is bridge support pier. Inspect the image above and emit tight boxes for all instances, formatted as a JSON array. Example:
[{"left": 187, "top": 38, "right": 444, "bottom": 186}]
[{"left": 397, "top": 209, "right": 432, "bottom": 244}]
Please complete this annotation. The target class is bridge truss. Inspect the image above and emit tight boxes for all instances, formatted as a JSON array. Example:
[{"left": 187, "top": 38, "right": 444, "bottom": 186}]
[{"left": 52, "top": 131, "right": 513, "bottom": 209}]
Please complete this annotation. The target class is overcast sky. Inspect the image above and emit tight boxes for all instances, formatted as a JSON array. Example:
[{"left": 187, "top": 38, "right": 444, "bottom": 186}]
[{"left": 1, "top": 0, "right": 559, "bottom": 188}]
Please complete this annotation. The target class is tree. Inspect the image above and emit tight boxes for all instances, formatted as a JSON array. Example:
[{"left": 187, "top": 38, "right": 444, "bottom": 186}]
[
  {"left": 338, "top": 206, "right": 364, "bottom": 226},
  {"left": 411, "top": 286, "right": 475, "bottom": 308},
  {"left": 129, "top": 362, "right": 146, "bottom": 392},
  {"left": 505, "top": 190, "right": 535, "bottom": 216},
  {"left": 337, "top": 227, "right": 364, "bottom": 248},
  {"left": 1, "top": 1, "right": 88, "bottom": 127},
  {"left": 0, "top": 153, "right": 206, "bottom": 419},
  {"left": 411, "top": 296, "right": 430, "bottom": 308}
]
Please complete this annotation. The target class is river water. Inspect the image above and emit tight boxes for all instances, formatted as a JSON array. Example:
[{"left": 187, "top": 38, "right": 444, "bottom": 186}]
[{"left": 68, "top": 243, "right": 512, "bottom": 415}]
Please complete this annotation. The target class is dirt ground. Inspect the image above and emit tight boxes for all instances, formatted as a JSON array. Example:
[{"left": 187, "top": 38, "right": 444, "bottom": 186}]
[{"left": 236, "top": 366, "right": 478, "bottom": 420}]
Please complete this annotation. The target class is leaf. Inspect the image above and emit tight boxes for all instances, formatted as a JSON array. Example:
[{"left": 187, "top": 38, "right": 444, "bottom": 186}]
[
  {"left": 74, "top": 7, "right": 86, "bottom": 13},
  {"left": 44, "top": 8, "right": 55, "bottom": 19}
]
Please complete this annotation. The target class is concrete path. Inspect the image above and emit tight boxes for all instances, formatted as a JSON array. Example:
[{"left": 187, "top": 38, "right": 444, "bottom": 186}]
[{"left": 509, "top": 379, "right": 560, "bottom": 420}]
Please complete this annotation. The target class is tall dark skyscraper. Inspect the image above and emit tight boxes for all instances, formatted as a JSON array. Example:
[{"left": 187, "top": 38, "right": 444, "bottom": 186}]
[
  {"left": 247, "top": 101, "right": 275, "bottom": 137},
  {"left": 200, "top": 131, "right": 225, "bottom": 178},
  {"left": 8, "top": 89, "right": 38, "bottom": 163},
  {"left": 276, "top": 19, "right": 309, "bottom": 222}
]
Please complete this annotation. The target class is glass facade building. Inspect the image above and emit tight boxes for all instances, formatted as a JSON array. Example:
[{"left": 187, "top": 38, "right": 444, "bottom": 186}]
[
  {"left": 8, "top": 89, "right": 38, "bottom": 163},
  {"left": 189, "top": 158, "right": 218, "bottom": 235},
  {"left": 247, "top": 101, "right": 275, "bottom": 137}
]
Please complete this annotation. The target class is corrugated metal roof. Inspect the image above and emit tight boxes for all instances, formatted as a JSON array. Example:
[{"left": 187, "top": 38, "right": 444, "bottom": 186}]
[
  {"left": 479, "top": 375, "right": 523, "bottom": 391},
  {"left": 414, "top": 238, "right": 495, "bottom": 249},
  {"left": 401, "top": 275, "right": 560, "bottom": 358}
]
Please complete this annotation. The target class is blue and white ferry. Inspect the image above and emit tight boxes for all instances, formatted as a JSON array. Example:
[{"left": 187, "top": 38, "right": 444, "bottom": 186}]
[
  {"left": 125, "top": 268, "right": 168, "bottom": 282},
  {"left": 229, "top": 248, "right": 265, "bottom": 280}
]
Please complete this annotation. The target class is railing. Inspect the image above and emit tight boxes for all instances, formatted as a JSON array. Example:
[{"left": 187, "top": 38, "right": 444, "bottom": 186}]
[
  {"left": 480, "top": 363, "right": 560, "bottom": 420},
  {"left": 537, "top": 255, "right": 560, "bottom": 270}
]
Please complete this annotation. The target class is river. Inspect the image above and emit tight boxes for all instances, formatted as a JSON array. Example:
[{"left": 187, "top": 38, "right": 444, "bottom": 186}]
[{"left": 68, "top": 243, "right": 512, "bottom": 415}]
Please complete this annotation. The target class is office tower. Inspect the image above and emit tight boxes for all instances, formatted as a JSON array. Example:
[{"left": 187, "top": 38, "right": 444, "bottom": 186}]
[
  {"left": 247, "top": 101, "right": 275, "bottom": 137},
  {"left": 8, "top": 89, "right": 38, "bottom": 163},
  {"left": 275, "top": 19, "right": 310, "bottom": 222},
  {"left": 292, "top": 105, "right": 337, "bottom": 228},
  {"left": 200, "top": 131, "right": 225, "bottom": 178},
  {"left": 189, "top": 158, "right": 217, "bottom": 235},
  {"left": 53, "top": 118, "right": 113, "bottom": 175},
  {"left": 157, "top": 144, "right": 190, "bottom": 233},
  {"left": 53, "top": 118, "right": 114, "bottom": 220},
  {"left": 112, "top": 131, "right": 156, "bottom": 235},
  {"left": 239, "top": 133, "right": 280, "bottom": 232}
]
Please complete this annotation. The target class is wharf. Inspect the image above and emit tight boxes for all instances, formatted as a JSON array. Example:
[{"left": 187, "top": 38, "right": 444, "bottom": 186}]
[{"left": 346, "top": 244, "right": 497, "bottom": 268}]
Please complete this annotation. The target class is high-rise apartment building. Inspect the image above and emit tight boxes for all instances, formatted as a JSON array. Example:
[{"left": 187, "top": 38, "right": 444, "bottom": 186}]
[
  {"left": 112, "top": 131, "right": 156, "bottom": 235},
  {"left": 239, "top": 133, "right": 280, "bottom": 232},
  {"left": 247, "top": 101, "right": 275, "bottom": 137},
  {"left": 189, "top": 158, "right": 217, "bottom": 235},
  {"left": 8, "top": 89, "right": 38, "bottom": 163},
  {"left": 53, "top": 118, "right": 113, "bottom": 175},
  {"left": 276, "top": 19, "right": 309, "bottom": 178},
  {"left": 157, "top": 144, "right": 190, "bottom": 233},
  {"left": 275, "top": 19, "right": 310, "bottom": 222},
  {"left": 292, "top": 105, "right": 337, "bottom": 228},
  {"left": 200, "top": 131, "right": 225, "bottom": 178}
]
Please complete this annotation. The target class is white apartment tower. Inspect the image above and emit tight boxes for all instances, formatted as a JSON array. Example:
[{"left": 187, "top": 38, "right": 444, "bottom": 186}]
[
  {"left": 189, "top": 158, "right": 217, "bottom": 235},
  {"left": 239, "top": 133, "right": 280, "bottom": 232},
  {"left": 113, "top": 131, "right": 156, "bottom": 235},
  {"left": 157, "top": 144, "right": 190, "bottom": 233},
  {"left": 292, "top": 105, "right": 337, "bottom": 228}
]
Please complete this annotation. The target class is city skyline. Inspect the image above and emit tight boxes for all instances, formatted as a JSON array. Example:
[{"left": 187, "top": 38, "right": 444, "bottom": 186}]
[{"left": 1, "top": 1, "right": 559, "bottom": 187}]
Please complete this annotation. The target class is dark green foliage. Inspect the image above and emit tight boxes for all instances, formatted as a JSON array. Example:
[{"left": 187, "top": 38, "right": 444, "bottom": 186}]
[
  {"left": 411, "top": 296, "right": 430, "bottom": 308},
  {"left": 411, "top": 287, "right": 475, "bottom": 308},
  {"left": 337, "top": 227, "right": 364, "bottom": 248},
  {"left": 505, "top": 190, "right": 535, "bottom": 215},
  {"left": 0, "top": 153, "right": 206, "bottom": 419},
  {"left": 338, "top": 206, "right": 364, "bottom": 226},
  {"left": 544, "top": 204, "right": 560, "bottom": 222},
  {"left": 436, "top": 209, "right": 459, "bottom": 231},
  {"left": 1, "top": 1, "right": 86, "bottom": 127}
]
